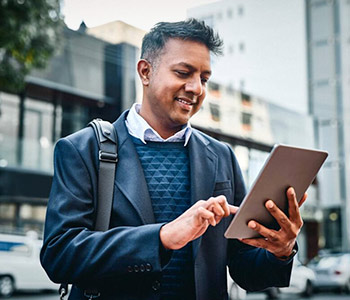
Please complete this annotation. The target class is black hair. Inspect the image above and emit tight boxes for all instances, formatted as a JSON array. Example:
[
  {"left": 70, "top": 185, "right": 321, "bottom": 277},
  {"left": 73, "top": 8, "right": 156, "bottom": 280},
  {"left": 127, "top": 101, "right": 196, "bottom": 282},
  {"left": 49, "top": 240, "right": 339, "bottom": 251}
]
[{"left": 141, "top": 18, "right": 223, "bottom": 64}]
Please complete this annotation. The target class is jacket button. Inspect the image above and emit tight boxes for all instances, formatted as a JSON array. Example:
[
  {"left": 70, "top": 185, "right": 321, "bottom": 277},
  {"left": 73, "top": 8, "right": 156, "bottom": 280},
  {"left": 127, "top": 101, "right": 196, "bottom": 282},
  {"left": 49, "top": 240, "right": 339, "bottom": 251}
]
[
  {"left": 140, "top": 264, "right": 145, "bottom": 272},
  {"left": 134, "top": 265, "right": 139, "bottom": 272},
  {"left": 127, "top": 266, "right": 133, "bottom": 273},
  {"left": 145, "top": 263, "right": 152, "bottom": 272},
  {"left": 152, "top": 280, "right": 161, "bottom": 291}
]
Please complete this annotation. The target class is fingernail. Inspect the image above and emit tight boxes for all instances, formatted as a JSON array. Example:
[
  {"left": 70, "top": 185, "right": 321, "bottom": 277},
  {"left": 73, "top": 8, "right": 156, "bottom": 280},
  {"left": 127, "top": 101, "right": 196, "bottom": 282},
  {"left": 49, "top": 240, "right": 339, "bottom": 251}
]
[
  {"left": 249, "top": 221, "right": 256, "bottom": 229},
  {"left": 267, "top": 201, "right": 273, "bottom": 209}
]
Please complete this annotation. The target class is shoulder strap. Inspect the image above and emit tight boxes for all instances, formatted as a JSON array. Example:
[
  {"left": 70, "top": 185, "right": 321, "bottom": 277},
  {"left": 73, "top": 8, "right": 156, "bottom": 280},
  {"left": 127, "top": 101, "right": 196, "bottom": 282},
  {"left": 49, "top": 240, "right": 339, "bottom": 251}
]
[
  {"left": 58, "top": 119, "right": 117, "bottom": 299},
  {"left": 89, "top": 118, "right": 118, "bottom": 231}
]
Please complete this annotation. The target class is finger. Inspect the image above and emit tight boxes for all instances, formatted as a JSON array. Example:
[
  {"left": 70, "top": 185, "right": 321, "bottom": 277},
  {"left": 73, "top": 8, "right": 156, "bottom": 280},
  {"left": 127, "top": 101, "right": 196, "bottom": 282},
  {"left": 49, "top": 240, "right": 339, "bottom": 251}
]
[
  {"left": 248, "top": 220, "right": 279, "bottom": 242},
  {"left": 239, "top": 236, "right": 269, "bottom": 249},
  {"left": 197, "top": 207, "right": 216, "bottom": 226},
  {"left": 229, "top": 204, "right": 239, "bottom": 214},
  {"left": 218, "top": 197, "right": 231, "bottom": 217},
  {"left": 209, "top": 203, "right": 225, "bottom": 223},
  {"left": 265, "top": 200, "right": 292, "bottom": 232},
  {"left": 207, "top": 195, "right": 230, "bottom": 218},
  {"left": 287, "top": 187, "right": 302, "bottom": 224},
  {"left": 298, "top": 192, "right": 307, "bottom": 207}
]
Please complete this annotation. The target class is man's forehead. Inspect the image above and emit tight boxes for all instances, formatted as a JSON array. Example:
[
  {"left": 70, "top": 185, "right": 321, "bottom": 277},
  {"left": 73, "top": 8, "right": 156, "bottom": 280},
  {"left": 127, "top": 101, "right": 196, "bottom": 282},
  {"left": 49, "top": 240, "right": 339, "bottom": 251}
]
[{"left": 161, "top": 39, "right": 211, "bottom": 70}]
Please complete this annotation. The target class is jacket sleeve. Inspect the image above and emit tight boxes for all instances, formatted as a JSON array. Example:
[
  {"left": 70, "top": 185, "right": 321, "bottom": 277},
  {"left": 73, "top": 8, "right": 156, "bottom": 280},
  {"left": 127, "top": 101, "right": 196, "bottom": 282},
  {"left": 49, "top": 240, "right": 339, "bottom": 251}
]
[
  {"left": 226, "top": 145, "right": 293, "bottom": 291},
  {"left": 40, "top": 136, "right": 167, "bottom": 285}
]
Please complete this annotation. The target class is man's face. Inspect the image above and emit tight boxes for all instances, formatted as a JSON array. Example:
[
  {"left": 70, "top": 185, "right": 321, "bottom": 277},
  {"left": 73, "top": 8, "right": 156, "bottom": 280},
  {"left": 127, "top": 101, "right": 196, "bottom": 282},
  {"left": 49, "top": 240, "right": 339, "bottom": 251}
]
[{"left": 139, "top": 38, "right": 211, "bottom": 137}]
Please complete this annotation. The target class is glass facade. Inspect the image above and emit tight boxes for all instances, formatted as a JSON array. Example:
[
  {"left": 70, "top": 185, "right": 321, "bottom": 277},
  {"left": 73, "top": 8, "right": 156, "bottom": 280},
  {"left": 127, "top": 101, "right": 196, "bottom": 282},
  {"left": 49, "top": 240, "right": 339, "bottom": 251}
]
[
  {"left": 0, "top": 93, "right": 20, "bottom": 168},
  {"left": 0, "top": 26, "right": 138, "bottom": 235}
]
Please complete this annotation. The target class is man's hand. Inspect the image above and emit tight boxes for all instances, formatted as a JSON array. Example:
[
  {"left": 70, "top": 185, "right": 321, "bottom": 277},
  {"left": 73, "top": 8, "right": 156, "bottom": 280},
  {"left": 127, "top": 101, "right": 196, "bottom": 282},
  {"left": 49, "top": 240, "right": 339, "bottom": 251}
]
[
  {"left": 160, "top": 195, "right": 238, "bottom": 250},
  {"left": 239, "top": 187, "right": 307, "bottom": 259}
]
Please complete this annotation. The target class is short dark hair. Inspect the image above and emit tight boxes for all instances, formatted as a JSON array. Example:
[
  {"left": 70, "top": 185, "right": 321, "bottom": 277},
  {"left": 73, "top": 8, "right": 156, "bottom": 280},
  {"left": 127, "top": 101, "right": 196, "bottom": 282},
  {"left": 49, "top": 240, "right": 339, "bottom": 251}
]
[{"left": 141, "top": 18, "right": 223, "bottom": 64}]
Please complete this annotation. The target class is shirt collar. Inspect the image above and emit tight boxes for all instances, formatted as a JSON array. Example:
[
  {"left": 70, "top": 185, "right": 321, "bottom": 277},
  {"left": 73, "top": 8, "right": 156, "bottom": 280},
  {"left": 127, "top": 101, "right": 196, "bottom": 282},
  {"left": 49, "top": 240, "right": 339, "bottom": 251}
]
[{"left": 125, "top": 103, "right": 192, "bottom": 146}]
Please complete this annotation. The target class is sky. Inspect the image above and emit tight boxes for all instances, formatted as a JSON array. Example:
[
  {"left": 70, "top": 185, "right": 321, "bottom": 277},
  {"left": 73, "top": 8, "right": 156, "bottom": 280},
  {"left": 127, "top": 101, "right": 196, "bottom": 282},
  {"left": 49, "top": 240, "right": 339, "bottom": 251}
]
[{"left": 62, "top": 0, "right": 218, "bottom": 31}]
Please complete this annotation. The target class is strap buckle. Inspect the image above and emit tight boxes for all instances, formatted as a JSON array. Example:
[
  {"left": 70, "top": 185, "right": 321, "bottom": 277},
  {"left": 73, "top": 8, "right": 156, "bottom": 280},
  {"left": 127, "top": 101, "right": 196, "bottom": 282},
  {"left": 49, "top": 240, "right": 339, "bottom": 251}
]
[
  {"left": 99, "top": 150, "right": 118, "bottom": 163},
  {"left": 59, "top": 286, "right": 68, "bottom": 300},
  {"left": 84, "top": 290, "right": 101, "bottom": 299}
]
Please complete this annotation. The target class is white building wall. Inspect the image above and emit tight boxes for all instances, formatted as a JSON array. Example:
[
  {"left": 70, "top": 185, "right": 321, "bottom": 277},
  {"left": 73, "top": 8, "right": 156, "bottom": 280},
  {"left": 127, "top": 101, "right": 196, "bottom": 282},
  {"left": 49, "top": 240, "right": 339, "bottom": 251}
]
[{"left": 188, "top": 0, "right": 309, "bottom": 114}]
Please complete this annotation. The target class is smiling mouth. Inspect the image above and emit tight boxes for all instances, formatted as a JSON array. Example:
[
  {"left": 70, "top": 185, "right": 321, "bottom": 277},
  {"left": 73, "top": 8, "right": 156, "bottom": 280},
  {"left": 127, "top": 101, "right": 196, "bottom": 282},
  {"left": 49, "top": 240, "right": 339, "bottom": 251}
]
[{"left": 175, "top": 97, "right": 196, "bottom": 106}]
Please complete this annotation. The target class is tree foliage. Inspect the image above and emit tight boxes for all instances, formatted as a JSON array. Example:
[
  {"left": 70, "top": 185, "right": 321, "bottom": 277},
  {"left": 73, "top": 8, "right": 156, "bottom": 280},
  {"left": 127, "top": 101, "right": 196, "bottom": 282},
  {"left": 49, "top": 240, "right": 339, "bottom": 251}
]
[{"left": 0, "top": 0, "right": 64, "bottom": 93}]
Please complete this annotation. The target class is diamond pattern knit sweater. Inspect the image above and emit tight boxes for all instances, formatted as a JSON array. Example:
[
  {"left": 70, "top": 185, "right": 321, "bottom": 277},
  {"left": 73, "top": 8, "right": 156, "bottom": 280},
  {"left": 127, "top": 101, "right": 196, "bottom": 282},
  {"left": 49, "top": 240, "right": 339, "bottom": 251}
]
[{"left": 132, "top": 137, "right": 195, "bottom": 299}]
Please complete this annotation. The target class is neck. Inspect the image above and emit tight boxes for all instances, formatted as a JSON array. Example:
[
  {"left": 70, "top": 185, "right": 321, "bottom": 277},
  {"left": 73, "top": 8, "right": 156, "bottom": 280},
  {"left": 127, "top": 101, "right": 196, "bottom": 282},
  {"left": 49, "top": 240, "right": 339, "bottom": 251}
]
[{"left": 139, "top": 108, "right": 183, "bottom": 140}]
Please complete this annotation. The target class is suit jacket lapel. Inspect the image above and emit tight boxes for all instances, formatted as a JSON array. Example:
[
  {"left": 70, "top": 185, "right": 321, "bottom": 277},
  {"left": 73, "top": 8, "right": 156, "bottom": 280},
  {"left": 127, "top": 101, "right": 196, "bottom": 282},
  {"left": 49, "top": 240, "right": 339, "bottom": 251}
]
[
  {"left": 113, "top": 112, "right": 155, "bottom": 224},
  {"left": 188, "top": 130, "right": 218, "bottom": 257}
]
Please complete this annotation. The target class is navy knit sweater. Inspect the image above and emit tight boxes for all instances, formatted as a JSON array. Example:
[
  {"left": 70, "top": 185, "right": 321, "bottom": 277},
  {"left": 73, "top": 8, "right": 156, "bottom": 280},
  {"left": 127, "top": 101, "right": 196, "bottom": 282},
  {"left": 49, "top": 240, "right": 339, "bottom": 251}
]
[{"left": 132, "top": 137, "right": 195, "bottom": 299}]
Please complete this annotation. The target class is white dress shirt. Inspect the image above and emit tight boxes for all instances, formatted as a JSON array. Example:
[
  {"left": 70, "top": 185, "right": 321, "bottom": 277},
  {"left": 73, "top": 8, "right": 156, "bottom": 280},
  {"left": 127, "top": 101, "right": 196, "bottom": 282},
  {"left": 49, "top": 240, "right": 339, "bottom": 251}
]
[{"left": 125, "top": 103, "right": 192, "bottom": 146}]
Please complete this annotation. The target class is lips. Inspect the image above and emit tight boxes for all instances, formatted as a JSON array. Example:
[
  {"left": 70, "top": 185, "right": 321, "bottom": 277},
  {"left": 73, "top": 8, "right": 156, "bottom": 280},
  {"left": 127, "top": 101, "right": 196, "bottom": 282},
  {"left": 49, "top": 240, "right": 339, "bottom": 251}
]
[
  {"left": 176, "top": 96, "right": 196, "bottom": 105},
  {"left": 175, "top": 97, "right": 196, "bottom": 111}
]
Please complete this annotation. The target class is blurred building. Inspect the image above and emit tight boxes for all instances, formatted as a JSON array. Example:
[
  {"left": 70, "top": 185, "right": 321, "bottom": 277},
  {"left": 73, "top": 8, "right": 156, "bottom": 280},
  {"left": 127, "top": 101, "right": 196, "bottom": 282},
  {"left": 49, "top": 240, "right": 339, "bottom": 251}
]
[
  {"left": 306, "top": 0, "right": 350, "bottom": 253},
  {"left": 0, "top": 24, "right": 139, "bottom": 235},
  {"left": 87, "top": 20, "right": 146, "bottom": 109},
  {"left": 188, "top": 0, "right": 308, "bottom": 114},
  {"left": 188, "top": 0, "right": 350, "bottom": 253},
  {"left": 87, "top": 20, "right": 146, "bottom": 49}
]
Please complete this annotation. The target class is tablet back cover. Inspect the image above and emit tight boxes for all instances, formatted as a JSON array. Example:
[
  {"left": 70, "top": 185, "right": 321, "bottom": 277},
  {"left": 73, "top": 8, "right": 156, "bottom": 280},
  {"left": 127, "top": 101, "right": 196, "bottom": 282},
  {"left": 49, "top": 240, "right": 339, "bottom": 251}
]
[{"left": 224, "top": 144, "right": 328, "bottom": 239}]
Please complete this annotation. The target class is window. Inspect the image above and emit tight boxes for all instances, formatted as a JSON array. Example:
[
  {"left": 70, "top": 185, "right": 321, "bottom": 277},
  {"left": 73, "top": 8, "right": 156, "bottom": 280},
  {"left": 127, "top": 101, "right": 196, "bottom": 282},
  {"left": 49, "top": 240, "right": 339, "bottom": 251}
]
[
  {"left": 209, "top": 82, "right": 220, "bottom": 92},
  {"left": 22, "top": 98, "right": 54, "bottom": 172},
  {"left": 239, "top": 42, "right": 245, "bottom": 53},
  {"left": 209, "top": 103, "right": 220, "bottom": 122},
  {"left": 0, "top": 92, "right": 20, "bottom": 168},
  {"left": 241, "top": 92, "right": 251, "bottom": 107},
  {"left": 241, "top": 112, "right": 252, "bottom": 130},
  {"left": 238, "top": 5, "right": 244, "bottom": 16},
  {"left": 209, "top": 82, "right": 221, "bottom": 98}
]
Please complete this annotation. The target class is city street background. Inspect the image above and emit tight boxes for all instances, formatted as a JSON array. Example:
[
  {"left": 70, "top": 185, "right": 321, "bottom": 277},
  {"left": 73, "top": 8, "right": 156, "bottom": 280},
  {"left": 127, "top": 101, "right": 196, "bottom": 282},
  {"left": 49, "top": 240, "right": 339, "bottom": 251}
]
[{"left": 1, "top": 0, "right": 350, "bottom": 299}]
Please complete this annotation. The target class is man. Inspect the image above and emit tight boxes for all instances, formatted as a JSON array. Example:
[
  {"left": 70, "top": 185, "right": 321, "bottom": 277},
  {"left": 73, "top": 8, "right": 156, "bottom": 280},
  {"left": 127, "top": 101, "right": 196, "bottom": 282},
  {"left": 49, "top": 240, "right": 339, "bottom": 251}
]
[{"left": 41, "top": 19, "right": 305, "bottom": 300}]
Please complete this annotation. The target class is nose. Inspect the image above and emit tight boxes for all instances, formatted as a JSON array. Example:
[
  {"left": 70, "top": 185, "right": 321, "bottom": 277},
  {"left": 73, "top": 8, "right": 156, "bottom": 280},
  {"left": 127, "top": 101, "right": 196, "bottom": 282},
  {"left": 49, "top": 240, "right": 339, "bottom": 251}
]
[{"left": 185, "top": 76, "right": 203, "bottom": 97}]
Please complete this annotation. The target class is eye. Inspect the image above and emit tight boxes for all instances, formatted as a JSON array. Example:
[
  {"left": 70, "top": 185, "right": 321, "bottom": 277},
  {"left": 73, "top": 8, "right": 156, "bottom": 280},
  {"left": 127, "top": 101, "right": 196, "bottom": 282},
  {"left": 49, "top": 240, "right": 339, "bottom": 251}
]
[
  {"left": 201, "top": 77, "right": 209, "bottom": 84},
  {"left": 175, "top": 70, "right": 189, "bottom": 77}
]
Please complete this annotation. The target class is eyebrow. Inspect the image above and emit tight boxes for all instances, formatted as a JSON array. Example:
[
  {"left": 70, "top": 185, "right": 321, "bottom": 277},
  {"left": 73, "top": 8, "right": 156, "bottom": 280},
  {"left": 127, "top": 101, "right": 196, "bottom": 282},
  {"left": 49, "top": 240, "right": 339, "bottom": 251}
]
[{"left": 174, "top": 62, "right": 212, "bottom": 76}]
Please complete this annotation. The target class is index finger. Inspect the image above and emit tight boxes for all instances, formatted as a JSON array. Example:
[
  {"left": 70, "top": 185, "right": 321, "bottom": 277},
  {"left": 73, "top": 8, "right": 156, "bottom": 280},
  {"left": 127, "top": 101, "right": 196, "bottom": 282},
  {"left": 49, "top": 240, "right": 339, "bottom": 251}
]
[
  {"left": 207, "top": 196, "right": 230, "bottom": 217},
  {"left": 287, "top": 187, "right": 303, "bottom": 224},
  {"left": 229, "top": 204, "right": 239, "bottom": 215}
]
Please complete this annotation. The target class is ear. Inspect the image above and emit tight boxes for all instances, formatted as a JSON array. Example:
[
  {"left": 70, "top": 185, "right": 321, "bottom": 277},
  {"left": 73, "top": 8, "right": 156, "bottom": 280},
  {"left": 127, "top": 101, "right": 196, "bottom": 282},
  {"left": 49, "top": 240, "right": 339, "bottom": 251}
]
[{"left": 137, "top": 59, "right": 152, "bottom": 86}]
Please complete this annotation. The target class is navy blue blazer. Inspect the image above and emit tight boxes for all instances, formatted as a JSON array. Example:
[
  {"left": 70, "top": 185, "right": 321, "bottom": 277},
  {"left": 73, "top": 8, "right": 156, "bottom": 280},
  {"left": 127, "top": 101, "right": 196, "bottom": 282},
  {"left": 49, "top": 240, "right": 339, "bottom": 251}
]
[{"left": 41, "top": 111, "right": 293, "bottom": 300}]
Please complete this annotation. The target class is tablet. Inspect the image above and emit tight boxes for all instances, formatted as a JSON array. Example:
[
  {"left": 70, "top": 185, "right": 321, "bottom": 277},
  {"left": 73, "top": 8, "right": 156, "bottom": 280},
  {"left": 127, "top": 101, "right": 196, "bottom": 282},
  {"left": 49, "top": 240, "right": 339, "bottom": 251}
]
[{"left": 224, "top": 144, "right": 328, "bottom": 239}]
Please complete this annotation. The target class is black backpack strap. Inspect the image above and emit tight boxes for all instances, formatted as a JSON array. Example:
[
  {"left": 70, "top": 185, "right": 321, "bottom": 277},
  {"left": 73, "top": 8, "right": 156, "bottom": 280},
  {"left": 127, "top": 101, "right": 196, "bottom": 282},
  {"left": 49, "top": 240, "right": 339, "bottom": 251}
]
[
  {"left": 89, "top": 118, "right": 118, "bottom": 231},
  {"left": 58, "top": 119, "right": 118, "bottom": 299}
]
